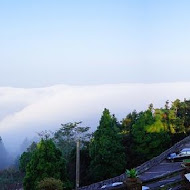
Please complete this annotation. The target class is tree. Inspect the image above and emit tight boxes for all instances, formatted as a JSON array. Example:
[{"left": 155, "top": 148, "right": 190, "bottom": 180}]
[
  {"left": 148, "top": 103, "right": 154, "bottom": 114},
  {"left": 54, "top": 122, "right": 91, "bottom": 162},
  {"left": 121, "top": 111, "right": 140, "bottom": 168},
  {"left": 66, "top": 144, "right": 91, "bottom": 187},
  {"left": 176, "top": 100, "right": 190, "bottom": 133},
  {"left": 54, "top": 122, "right": 91, "bottom": 186},
  {"left": 19, "top": 142, "right": 37, "bottom": 173},
  {"left": 23, "top": 138, "right": 70, "bottom": 190},
  {"left": 131, "top": 110, "right": 171, "bottom": 165},
  {"left": 89, "top": 108, "right": 126, "bottom": 182},
  {"left": 121, "top": 110, "right": 138, "bottom": 135},
  {"left": 0, "top": 137, "right": 9, "bottom": 170}
]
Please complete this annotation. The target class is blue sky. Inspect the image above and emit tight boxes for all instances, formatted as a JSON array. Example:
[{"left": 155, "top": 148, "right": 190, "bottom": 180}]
[
  {"left": 0, "top": 0, "right": 190, "bottom": 87},
  {"left": 1, "top": 1, "right": 190, "bottom": 151}
]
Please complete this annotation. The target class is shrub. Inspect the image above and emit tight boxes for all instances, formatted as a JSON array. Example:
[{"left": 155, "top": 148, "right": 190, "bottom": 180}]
[{"left": 37, "top": 178, "right": 63, "bottom": 190}]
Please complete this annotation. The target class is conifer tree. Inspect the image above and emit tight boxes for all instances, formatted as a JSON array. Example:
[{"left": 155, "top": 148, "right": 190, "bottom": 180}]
[
  {"left": 19, "top": 142, "right": 37, "bottom": 173},
  {"left": 23, "top": 138, "right": 70, "bottom": 190},
  {"left": 89, "top": 109, "right": 126, "bottom": 182}
]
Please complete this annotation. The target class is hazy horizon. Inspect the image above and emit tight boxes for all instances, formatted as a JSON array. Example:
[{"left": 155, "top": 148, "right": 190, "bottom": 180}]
[
  {"left": 0, "top": 82, "right": 190, "bottom": 153},
  {"left": 1, "top": 1, "right": 190, "bottom": 189},
  {"left": 1, "top": 0, "right": 190, "bottom": 158}
]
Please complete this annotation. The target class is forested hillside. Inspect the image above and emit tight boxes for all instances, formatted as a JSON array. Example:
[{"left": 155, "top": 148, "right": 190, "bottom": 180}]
[{"left": 1, "top": 98, "right": 190, "bottom": 189}]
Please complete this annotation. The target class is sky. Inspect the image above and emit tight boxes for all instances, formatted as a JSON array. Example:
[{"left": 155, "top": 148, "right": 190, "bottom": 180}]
[
  {"left": 0, "top": 1, "right": 190, "bottom": 152},
  {"left": 0, "top": 0, "right": 190, "bottom": 87}
]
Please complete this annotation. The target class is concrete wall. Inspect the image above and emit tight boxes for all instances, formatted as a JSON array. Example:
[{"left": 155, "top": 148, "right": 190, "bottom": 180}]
[{"left": 78, "top": 135, "right": 190, "bottom": 190}]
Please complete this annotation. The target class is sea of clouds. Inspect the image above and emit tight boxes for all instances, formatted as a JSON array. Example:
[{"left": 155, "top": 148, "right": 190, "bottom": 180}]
[{"left": 0, "top": 82, "right": 190, "bottom": 152}]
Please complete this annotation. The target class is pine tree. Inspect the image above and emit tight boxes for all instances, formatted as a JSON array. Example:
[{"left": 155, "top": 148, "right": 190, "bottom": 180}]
[
  {"left": 89, "top": 109, "right": 126, "bottom": 182},
  {"left": 19, "top": 142, "right": 37, "bottom": 173},
  {"left": 23, "top": 139, "right": 70, "bottom": 190}
]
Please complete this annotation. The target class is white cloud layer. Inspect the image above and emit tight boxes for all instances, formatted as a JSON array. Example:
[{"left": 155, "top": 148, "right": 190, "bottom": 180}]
[{"left": 0, "top": 83, "right": 190, "bottom": 152}]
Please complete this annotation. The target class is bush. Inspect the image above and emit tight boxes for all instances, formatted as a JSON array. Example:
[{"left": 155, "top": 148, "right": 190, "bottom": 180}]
[{"left": 37, "top": 178, "right": 63, "bottom": 190}]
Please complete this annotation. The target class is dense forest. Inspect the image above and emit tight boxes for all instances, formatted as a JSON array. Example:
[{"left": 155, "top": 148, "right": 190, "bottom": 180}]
[{"left": 0, "top": 98, "right": 190, "bottom": 189}]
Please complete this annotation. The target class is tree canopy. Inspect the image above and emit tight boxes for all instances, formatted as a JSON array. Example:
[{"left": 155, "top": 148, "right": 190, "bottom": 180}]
[
  {"left": 23, "top": 138, "right": 69, "bottom": 190},
  {"left": 14, "top": 98, "right": 190, "bottom": 188},
  {"left": 89, "top": 108, "right": 126, "bottom": 182}
]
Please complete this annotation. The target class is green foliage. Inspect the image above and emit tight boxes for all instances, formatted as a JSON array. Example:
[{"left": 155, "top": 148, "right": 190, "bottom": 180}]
[
  {"left": 53, "top": 122, "right": 91, "bottom": 187},
  {"left": 54, "top": 122, "right": 91, "bottom": 162},
  {"left": 183, "top": 159, "right": 190, "bottom": 163},
  {"left": 19, "top": 142, "right": 37, "bottom": 173},
  {"left": 23, "top": 139, "right": 70, "bottom": 190},
  {"left": 0, "top": 168, "right": 24, "bottom": 188},
  {"left": 175, "top": 99, "right": 190, "bottom": 132},
  {"left": 125, "top": 169, "right": 138, "bottom": 178},
  {"left": 89, "top": 108, "right": 126, "bottom": 182},
  {"left": 121, "top": 110, "right": 138, "bottom": 134},
  {"left": 19, "top": 152, "right": 33, "bottom": 173},
  {"left": 128, "top": 99, "right": 190, "bottom": 167},
  {"left": 17, "top": 98, "right": 190, "bottom": 187},
  {"left": 67, "top": 143, "right": 91, "bottom": 186},
  {"left": 131, "top": 110, "right": 171, "bottom": 164},
  {"left": 37, "top": 178, "right": 63, "bottom": 190}
]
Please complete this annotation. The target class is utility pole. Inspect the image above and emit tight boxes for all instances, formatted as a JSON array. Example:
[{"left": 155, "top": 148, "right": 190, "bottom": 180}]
[{"left": 76, "top": 139, "right": 80, "bottom": 190}]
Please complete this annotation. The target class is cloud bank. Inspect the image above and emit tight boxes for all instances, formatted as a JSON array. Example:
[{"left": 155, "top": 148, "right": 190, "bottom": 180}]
[{"left": 0, "top": 83, "right": 190, "bottom": 152}]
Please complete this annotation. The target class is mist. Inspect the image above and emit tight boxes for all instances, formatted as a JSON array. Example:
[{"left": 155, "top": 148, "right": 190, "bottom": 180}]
[{"left": 0, "top": 82, "right": 190, "bottom": 154}]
